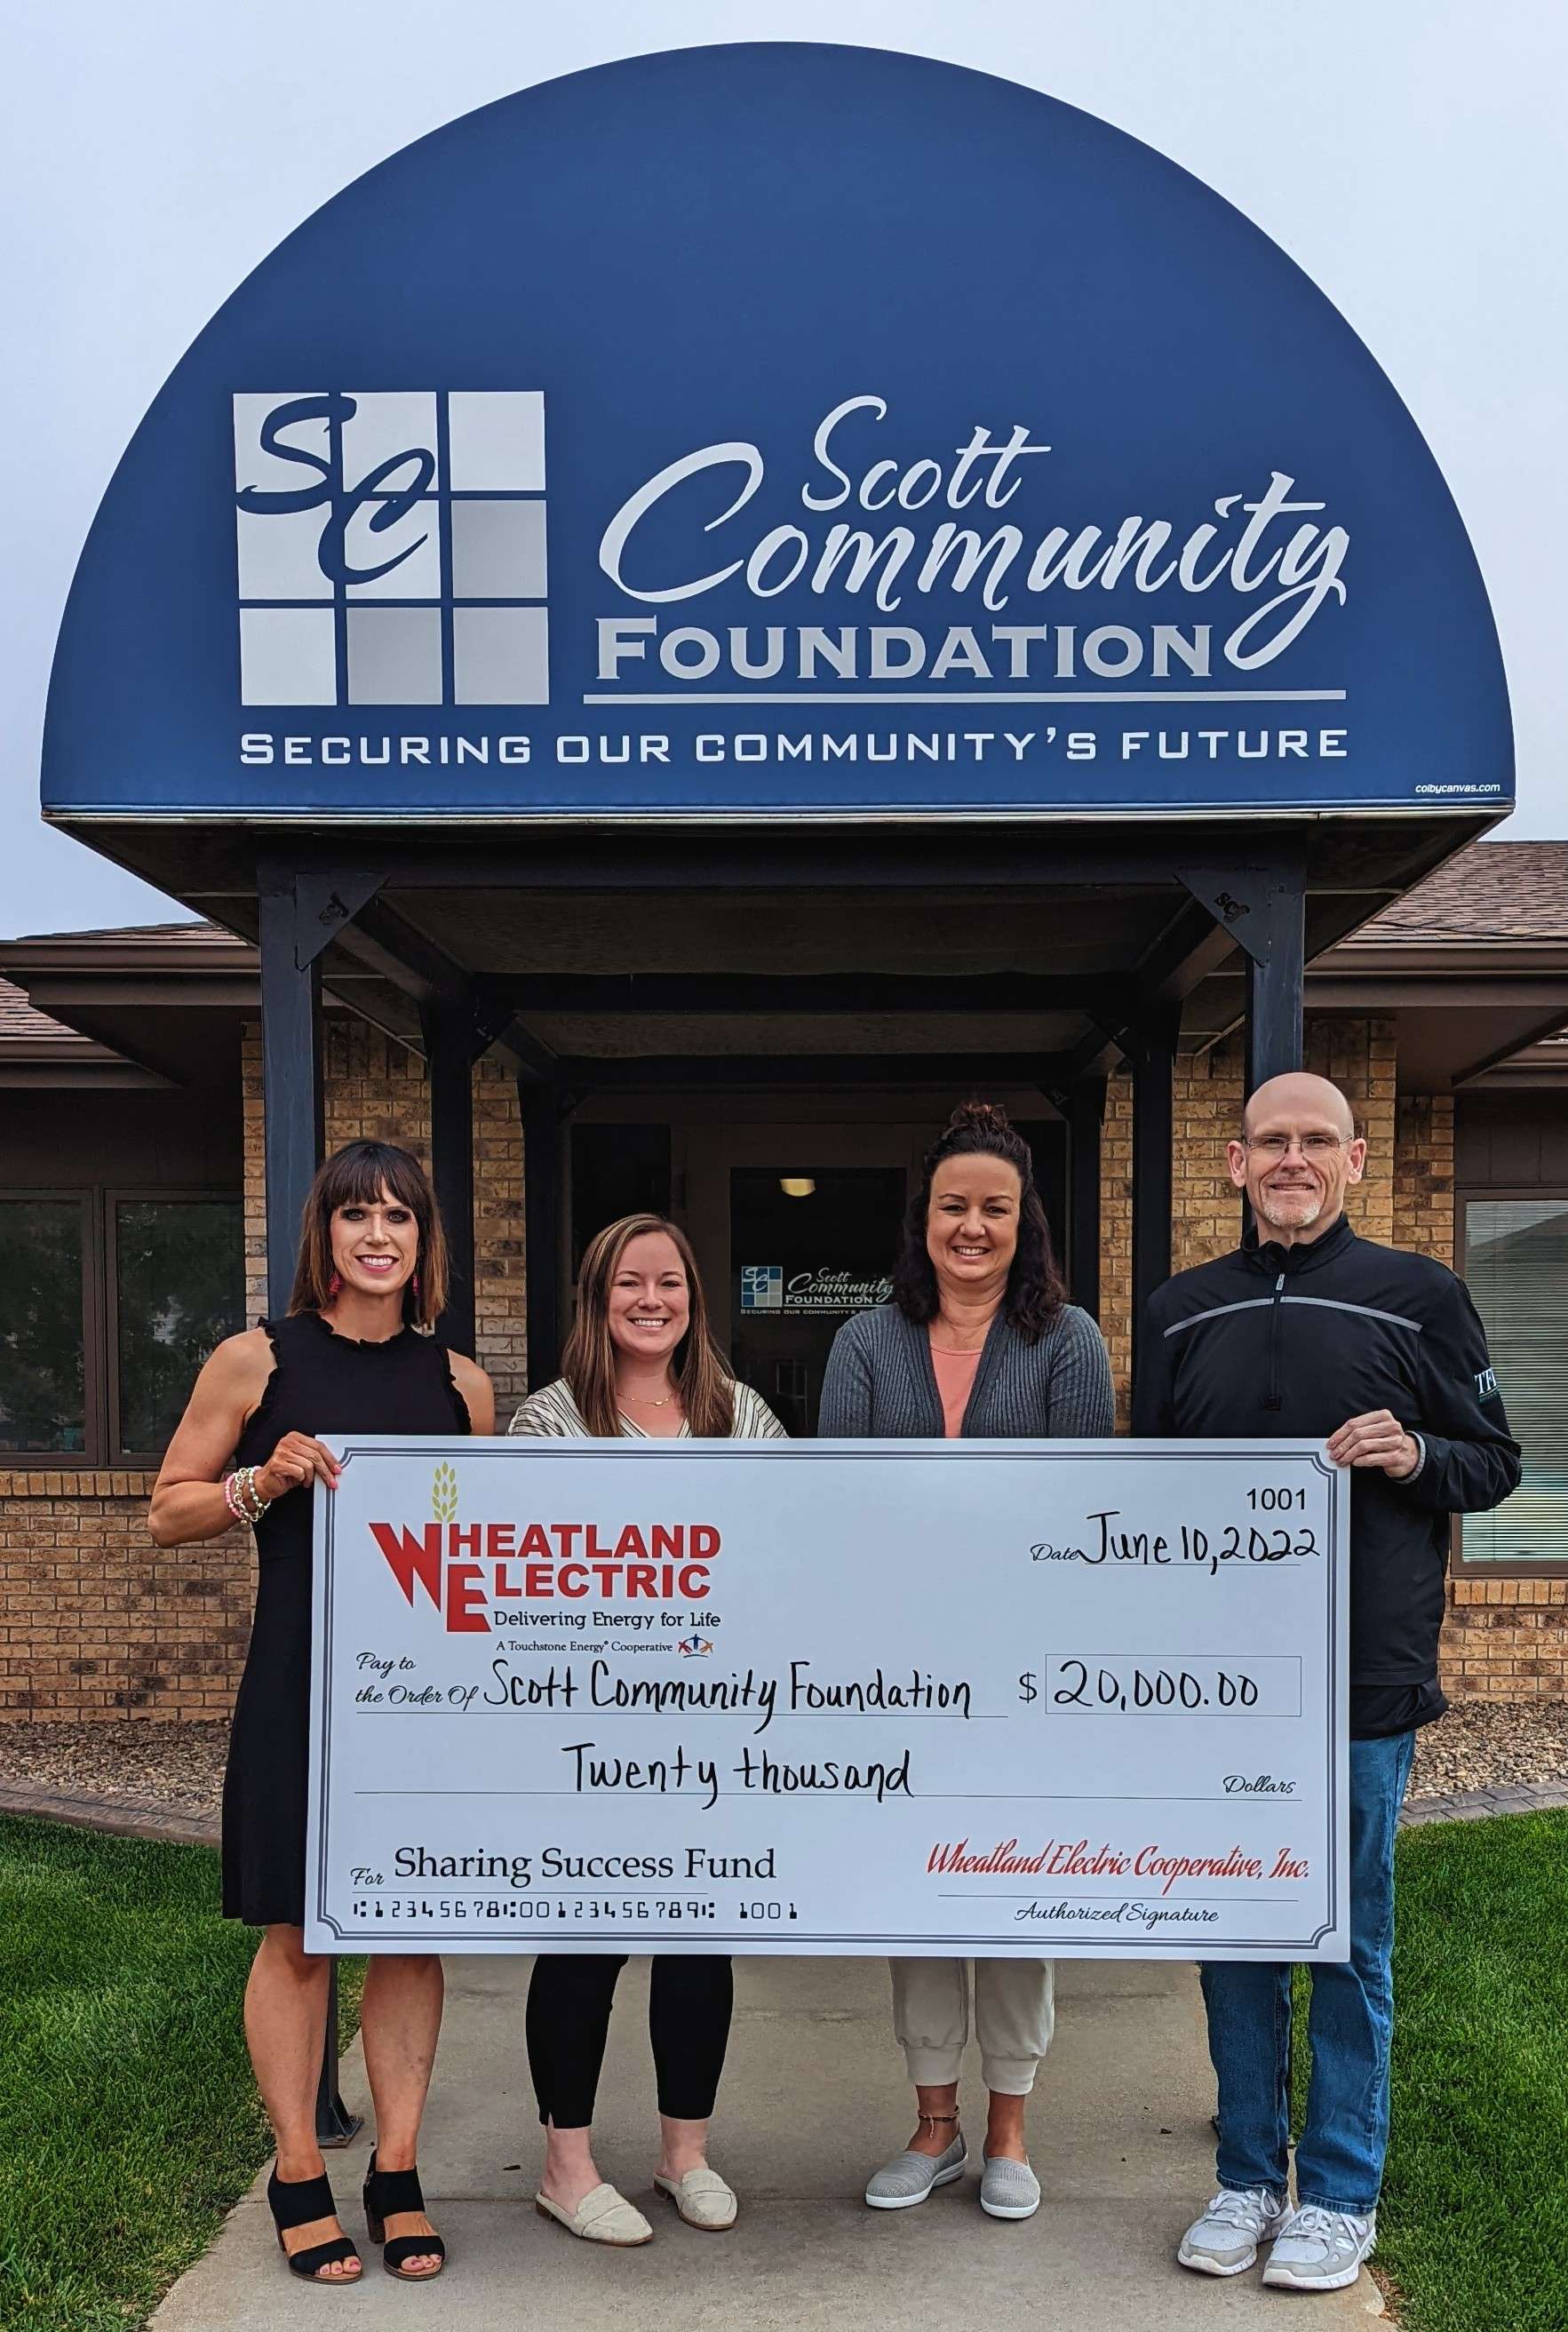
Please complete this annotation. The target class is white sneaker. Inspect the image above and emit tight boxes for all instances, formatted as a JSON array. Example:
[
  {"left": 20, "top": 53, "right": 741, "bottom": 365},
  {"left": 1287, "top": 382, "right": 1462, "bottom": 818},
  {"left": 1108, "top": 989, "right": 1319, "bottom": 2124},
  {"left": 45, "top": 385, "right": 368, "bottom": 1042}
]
[
  {"left": 1262, "top": 2203, "right": 1376, "bottom": 2291},
  {"left": 1177, "top": 2186, "right": 1289, "bottom": 2277}
]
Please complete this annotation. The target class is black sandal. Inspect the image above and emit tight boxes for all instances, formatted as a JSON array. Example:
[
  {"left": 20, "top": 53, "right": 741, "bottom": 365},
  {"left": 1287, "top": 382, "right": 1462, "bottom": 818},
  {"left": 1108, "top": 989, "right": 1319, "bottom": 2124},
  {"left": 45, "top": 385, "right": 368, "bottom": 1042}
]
[
  {"left": 267, "top": 2167, "right": 362, "bottom": 2286},
  {"left": 362, "top": 2151, "right": 447, "bottom": 2280}
]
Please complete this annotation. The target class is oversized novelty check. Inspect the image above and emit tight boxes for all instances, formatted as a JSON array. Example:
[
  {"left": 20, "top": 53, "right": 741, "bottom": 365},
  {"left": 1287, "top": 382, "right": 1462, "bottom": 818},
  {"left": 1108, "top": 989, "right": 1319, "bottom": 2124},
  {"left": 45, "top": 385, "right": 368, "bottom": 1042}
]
[{"left": 306, "top": 1438, "right": 1349, "bottom": 1961}]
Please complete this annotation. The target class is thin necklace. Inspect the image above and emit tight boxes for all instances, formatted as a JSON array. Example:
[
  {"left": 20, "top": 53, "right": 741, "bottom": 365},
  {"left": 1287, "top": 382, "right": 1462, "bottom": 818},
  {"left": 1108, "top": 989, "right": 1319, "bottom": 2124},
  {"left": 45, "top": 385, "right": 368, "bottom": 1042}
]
[
  {"left": 932, "top": 1317, "right": 994, "bottom": 1353},
  {"left": 622, "top": 1388, "right": 677, "bottom": 1406}
]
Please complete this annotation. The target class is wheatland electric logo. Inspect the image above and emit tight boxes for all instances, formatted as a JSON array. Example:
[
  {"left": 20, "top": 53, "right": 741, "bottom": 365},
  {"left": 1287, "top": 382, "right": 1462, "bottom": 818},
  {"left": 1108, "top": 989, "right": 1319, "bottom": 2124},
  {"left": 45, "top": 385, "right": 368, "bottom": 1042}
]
[
  {"left": 232, "top": 391, "right": 548, "bottom": 707},
  {"left": 369, "top": 1466, "right": 720, "bottom": 1633}
]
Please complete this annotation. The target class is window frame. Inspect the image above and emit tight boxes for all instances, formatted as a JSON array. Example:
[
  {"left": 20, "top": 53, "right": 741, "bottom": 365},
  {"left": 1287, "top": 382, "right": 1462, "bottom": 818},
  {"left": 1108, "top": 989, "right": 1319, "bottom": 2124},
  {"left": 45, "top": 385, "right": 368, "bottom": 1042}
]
[
  {"left": 0, "top": 1183, "right": 243, "bottom": 1468},
  {"left": 106, "top": 1188, "right": 247, "bottom": 1465},
  {"left": 1453, "top": 1182, "right": 1568, "bottom": 1580},
  {"left": 0, "top": 1187, "right": 97, "bottom": 1464}
]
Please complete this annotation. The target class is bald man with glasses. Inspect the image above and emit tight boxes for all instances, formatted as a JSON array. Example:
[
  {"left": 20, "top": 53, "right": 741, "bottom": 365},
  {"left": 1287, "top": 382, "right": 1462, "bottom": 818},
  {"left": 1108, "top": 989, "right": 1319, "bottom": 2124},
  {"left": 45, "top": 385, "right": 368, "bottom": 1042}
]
[{"left": 1135, "top": 1072, "right": 1520, "bottom": 2295}]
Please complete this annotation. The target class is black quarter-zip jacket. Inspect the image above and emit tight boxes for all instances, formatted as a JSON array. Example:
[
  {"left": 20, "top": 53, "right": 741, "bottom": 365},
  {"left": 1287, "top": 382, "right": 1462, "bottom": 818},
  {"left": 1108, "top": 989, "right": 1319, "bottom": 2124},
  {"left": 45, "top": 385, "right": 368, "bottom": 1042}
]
[{"left": 1133, "top": 1214, "right": 1521, "bottom": 1738}]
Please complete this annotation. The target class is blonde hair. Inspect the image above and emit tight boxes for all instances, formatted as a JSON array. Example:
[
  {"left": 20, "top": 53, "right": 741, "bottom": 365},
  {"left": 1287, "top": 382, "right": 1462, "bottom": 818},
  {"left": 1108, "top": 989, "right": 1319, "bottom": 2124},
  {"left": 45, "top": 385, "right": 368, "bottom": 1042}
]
[
  {"left": 288, "top": 1141, "right": 449, "bottom": 1333},
  {"left": 562, "top": 1214, "right": 734, "bottom": 1438}
]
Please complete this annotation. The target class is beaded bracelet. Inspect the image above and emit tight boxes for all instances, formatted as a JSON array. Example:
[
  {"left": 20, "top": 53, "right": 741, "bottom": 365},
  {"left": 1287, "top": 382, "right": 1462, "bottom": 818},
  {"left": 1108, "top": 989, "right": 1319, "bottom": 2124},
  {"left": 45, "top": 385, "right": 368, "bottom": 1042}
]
[
  {"left": 236, "top": 1465, "right": 270, "bottom": 1522},
  {"left": 223, "top": 1465, "right": 272, "bottom": 1525}
]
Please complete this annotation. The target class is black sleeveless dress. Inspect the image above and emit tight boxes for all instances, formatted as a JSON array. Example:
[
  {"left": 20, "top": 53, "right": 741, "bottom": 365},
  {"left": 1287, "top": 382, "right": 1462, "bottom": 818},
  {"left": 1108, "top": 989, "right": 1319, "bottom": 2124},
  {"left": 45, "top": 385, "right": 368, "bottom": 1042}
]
[{"left": 222, "top": 1312, "right": 471, "bottom": 1926}]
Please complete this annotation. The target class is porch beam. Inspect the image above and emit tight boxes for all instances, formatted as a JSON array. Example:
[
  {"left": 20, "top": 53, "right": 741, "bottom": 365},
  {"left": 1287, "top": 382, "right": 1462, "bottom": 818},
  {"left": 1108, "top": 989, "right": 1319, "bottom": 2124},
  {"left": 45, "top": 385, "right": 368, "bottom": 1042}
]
[
  {"left": 521, "top": 1079, "right": 563, "bottom": 1389},
  {"left": 1177, "top": 847, "right": 1309, "bottom": 1094},
  {"left": 1128, "top": 1008, "right": 1180, "bottom": 1405},
  {"left": 328, "top": 898, "right": 470, "bottom": 1006},
  {"left": 420, "top": 998, "right": 478, "bottom": 1354},
  {"left": 1246, "top": 878, "right": 1306, "bottom": 1094},
  {"left": 1130, "top": 895, "right": 1242, "bottom": 1010},
  {"left": 496, "top": 1023, "right": 562, "bottom": 1089},
  {"left": 257, "top": 869, "right": 324, "bottom": 1315},
  {"left": 316, "top": 840, "right": 1214, "bottom": 892},
  {"left": 1066, "top": 1076, "right": 1106, "bottom": 1321},
  {"left": 257, "top": 868, "right": 362, "bottom": 2146},
  {"left": 491, "top": 971, "right": 1135, "bottom": 1015},
  {"left": 1056, "top": 892, "right": 1248, "bottom": 1089},
  {"left": 547, "top": 1052, "right": 1075, "bottom": 1092}
]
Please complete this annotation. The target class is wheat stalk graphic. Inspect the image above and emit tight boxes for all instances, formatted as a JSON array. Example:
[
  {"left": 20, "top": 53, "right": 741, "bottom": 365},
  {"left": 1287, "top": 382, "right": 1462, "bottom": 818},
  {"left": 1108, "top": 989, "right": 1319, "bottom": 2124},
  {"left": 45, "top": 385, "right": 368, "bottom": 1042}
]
[{"left": 432, "top": 1463, "right": 458, "bottom": 1524}]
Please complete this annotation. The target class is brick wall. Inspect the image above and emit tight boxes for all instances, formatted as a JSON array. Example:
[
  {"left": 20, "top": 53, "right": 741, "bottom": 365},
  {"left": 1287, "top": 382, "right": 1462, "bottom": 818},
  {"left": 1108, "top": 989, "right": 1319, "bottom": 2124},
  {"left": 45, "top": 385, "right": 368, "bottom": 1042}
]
[
  {"left": 1443, "top": 1575, "right": 1568, "bottom": 1699},
  {"left": 243, "top": 1020, "right": 527, "bottom": 1413},
  {"left": 1098, "top": 1069, "right": 1134, "bottom": 1418},
  {"left": 1, "top": 1025, "right": 527, "bottom": 1725},
  {"left": 1098, "top": 1016, "right": 1397, "bottom": 1422},
  {"left": 0, "top": 1470, "right": 251, "bottom": 1719},
  {"left": 3, "top": 1010, "right": 1559, "bottom": 1717},
  {"left": 1393, "top": 1094, "right": 1456, "bottom": 1262},
  {"left": 1091, "top": 1024, "right": 1546, "bottom": 1701}
]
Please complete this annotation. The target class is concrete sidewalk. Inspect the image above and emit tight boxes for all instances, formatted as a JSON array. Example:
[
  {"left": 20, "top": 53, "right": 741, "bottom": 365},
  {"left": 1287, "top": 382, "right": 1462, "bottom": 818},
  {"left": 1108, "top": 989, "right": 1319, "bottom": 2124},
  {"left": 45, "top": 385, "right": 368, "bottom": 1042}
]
[{"left": 152, "top": 1955, "right": 1381, "bottom": 2332}]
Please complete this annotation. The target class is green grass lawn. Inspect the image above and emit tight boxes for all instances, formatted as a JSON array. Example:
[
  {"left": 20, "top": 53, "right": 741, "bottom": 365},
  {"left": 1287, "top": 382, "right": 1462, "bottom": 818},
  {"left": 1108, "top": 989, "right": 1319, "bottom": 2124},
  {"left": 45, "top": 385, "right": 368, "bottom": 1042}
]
[
  {"left": 1295, "top": 1809, "right": 1568, "bottom": 2332},
  {"left": 0, "top": 1816, "right": 360, "bottom": 2332},
  {"left": 3, "top": 1808, "right": 1563, "bottom": 2331}
]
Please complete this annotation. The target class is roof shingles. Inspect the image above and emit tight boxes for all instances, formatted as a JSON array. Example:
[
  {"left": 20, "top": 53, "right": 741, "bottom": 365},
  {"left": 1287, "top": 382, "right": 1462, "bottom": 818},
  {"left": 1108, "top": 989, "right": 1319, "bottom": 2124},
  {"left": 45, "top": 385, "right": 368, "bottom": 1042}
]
[
  {"left": 1355, "top": 841, "right": 1568, "bottom": 944},
  {"left": 0, "top": 975, "right": 96, "bottom": 1050}
]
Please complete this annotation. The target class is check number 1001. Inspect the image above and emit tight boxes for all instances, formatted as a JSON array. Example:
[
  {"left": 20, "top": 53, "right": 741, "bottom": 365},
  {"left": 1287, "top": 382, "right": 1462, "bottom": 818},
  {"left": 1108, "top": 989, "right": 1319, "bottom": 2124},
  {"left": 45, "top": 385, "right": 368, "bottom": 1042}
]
[{"left": 1027, "top": 1654, "right": 1302, "bottom": 1718}]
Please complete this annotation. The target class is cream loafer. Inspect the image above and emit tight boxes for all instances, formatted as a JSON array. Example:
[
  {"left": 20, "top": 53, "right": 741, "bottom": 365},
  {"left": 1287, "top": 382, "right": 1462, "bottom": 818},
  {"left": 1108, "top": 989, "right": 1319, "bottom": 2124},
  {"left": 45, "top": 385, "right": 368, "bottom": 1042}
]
[
  {"left": 535, "top": 2183, "right": 653, "bottom": 2246},
  {"left": 653, "top": 2166, "right": 738, "bottom": 2231}
]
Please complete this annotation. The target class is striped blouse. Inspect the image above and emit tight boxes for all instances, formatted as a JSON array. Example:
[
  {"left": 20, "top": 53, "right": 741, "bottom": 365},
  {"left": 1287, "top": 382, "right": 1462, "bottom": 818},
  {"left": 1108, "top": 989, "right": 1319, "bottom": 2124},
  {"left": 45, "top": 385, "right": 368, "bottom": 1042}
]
[{"left": 508, "top": 1375, "right": 788, "bottom": 1440}]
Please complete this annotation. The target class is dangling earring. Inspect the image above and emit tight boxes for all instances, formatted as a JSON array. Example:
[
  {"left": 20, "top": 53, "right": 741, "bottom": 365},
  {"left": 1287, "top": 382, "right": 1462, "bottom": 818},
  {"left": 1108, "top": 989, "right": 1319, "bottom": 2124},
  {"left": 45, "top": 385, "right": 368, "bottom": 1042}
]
[
  {"left": 412, "top": 1271, "right": 421, "bottom": 1304},
  {"left": 328, "top": 1270, "right": 342, "bottom": 1297}
]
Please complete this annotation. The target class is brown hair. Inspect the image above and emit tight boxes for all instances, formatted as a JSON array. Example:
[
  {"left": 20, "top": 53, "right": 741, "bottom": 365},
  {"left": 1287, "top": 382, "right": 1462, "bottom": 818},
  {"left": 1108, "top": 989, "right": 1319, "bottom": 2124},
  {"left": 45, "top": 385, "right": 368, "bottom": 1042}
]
[
  {"left": 892, "top": 1100, "right": 1067, "bottom": 1343},
  {"left": 562, "top": 1214, "right": 735, "bottom": 1438},
  {"left": 288, "top": 1141, "right": 449, "bottom": 1332}
]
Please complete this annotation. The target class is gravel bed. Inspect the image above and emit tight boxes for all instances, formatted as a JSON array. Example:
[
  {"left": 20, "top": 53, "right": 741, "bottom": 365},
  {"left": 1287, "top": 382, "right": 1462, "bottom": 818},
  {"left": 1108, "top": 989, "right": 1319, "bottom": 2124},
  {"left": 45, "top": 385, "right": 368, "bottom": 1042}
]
[
  {"left": 0, "top": 1721, "right": 228, "bottom": 1815},
  {"left": 3, "top": 1704, "right": 1565, "bottom": 1822},
  {"left": 1407, "top": 1699, "right": 1568, "bottom": 1798}
]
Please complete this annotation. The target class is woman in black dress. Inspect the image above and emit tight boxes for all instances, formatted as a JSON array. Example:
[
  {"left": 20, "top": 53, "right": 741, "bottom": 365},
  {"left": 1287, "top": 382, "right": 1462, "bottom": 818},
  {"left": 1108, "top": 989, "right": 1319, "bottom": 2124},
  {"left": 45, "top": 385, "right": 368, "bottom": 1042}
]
[{"left": 151, "top": 1142, "right": 493, "bottom": 2285}]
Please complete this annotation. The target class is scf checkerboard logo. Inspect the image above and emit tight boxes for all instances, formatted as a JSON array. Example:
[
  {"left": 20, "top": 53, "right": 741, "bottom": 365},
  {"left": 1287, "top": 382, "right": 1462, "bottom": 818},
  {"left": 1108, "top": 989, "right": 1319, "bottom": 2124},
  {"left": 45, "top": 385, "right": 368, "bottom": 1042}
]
[
  {"left": 740, "top": 1265, "right": 784, "bottom": 1313},
  {"left": 233, "top": 392, "right": 548, "bottom": 707}
]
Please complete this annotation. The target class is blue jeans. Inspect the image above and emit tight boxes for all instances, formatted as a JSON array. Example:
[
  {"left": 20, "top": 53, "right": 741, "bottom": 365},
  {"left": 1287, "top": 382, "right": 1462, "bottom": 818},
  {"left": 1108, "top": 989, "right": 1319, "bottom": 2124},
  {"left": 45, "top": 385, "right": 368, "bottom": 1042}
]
[{"left": 1200, "top": 1729, "right": 1414, "bottom": 2217}]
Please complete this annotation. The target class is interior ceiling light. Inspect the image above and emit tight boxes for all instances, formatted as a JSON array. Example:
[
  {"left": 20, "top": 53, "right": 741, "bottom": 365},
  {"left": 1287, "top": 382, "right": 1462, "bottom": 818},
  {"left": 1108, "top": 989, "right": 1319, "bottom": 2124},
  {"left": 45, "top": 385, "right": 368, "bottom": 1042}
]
[{"left": 779, "top": 1176, "right": 816, "bottom": 1198}]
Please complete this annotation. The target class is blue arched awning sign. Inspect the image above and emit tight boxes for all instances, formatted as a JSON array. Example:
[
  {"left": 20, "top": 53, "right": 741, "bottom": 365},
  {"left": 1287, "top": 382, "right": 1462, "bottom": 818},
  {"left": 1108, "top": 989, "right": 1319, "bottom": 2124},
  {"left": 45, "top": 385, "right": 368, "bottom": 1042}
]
[{"left": 43, "top": 44, "right": 1512, "bottom": 823}]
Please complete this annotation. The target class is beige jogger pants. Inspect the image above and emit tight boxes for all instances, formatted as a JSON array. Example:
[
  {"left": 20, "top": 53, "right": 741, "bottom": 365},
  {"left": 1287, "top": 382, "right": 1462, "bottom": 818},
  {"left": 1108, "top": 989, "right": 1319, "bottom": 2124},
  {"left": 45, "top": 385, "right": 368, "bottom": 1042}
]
[{"left": 889, "top": 1956, "right": 1055, "bottom": 2094}]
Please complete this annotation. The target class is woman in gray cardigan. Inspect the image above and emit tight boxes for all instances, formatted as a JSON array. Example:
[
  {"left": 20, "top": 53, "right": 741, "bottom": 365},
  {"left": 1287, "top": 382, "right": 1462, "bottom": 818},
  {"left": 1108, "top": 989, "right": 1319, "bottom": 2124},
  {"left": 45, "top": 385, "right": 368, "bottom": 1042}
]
[{"left": 819, "top": 1100, "right": 1114, "bottom": 2224}]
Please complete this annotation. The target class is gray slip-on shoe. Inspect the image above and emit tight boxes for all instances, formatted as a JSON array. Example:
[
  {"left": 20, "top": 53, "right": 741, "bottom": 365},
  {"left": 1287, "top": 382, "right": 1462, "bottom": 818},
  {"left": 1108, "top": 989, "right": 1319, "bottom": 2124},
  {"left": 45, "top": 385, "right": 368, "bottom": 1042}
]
[
  {"left": 979, "top": 2153, "right": 1040, "bottom": 2220},
  {"left": 864, "top": 2134, "right": 967, "bottom": 2210}
]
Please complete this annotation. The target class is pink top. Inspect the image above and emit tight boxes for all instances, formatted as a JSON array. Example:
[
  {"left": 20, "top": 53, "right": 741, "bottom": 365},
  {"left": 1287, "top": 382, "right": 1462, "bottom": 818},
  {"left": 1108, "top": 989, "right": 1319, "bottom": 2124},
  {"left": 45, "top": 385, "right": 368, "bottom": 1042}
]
[{"left": 929, "top": 1338, "right": 983, "bottom": 1438}]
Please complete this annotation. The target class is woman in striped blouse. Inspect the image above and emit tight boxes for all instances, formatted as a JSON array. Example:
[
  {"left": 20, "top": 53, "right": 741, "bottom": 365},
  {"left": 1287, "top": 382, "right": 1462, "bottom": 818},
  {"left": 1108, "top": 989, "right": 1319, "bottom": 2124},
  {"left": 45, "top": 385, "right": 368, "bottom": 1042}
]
[{"left": 509, "top": 1213, "right": 784, "bottom": 2246}]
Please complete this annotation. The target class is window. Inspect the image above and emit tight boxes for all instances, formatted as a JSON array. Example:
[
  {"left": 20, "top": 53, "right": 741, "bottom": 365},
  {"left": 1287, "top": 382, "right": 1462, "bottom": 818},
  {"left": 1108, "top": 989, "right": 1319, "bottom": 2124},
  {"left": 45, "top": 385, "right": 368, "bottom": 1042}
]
[
  {"left": 1461, "top": 1195, "right": 1568, "bottom": 1565},
  {"left": 0, "top": 1190, "right": 243, "bottom": 1463},
  {"left": 114, "top": 1201, "right": 246, "bottom": 1453},
  {"left": 0, "top": 1200, "right": 88, "bottom": 1453}
]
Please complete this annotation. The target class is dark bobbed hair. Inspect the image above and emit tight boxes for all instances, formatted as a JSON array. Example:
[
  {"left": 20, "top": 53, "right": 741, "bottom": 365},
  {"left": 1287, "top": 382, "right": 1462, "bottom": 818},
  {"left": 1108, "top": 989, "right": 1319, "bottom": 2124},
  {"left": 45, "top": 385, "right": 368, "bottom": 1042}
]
[
  {"left": 891, "top": 1101, "right": 1067, "bottom": 1344},
  {"left": 562, "top": 1214, "right": 735, "bottom": 1438},
  {"left": 288, "top": 1141, "right": 448, "bottom": 1331}
]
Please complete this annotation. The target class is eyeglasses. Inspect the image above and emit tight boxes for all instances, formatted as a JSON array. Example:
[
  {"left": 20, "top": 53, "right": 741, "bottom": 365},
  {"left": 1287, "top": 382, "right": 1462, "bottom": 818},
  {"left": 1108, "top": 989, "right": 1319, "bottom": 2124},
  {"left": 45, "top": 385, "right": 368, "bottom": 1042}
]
[{"left": 1242, "top": 1133, "right": 1349, "bottom": 1158}]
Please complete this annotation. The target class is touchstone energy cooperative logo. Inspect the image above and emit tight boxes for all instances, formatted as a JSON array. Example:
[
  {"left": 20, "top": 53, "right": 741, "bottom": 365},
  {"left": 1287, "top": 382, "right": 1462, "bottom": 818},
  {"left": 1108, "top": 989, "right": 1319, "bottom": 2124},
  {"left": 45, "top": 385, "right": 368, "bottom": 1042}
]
[{"left": 233, "top": 392, "right": 548, "bottom": 706}]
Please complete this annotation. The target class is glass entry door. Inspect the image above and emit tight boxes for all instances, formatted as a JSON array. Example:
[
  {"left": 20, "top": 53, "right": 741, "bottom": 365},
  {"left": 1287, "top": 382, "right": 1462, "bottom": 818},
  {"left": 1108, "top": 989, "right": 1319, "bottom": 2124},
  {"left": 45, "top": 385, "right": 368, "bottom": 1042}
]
[{"left": 729, "top": 1165, "right": 906, "bottom": 1435}]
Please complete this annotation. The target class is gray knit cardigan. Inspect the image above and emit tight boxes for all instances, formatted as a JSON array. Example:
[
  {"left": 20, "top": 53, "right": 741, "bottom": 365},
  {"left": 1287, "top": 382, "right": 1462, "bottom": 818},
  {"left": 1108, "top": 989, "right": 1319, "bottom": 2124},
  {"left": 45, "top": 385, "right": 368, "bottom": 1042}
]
[{"left": 818, "top": 1301, "right": 1114, "bottom": 1440}]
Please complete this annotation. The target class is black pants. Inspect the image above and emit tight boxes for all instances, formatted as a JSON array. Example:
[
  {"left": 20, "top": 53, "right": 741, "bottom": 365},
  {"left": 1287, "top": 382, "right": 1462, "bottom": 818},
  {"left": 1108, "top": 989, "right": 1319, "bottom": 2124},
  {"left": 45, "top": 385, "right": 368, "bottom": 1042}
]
[{"left": 526, "top": 1954, "right": 735, "bottom": 2129}]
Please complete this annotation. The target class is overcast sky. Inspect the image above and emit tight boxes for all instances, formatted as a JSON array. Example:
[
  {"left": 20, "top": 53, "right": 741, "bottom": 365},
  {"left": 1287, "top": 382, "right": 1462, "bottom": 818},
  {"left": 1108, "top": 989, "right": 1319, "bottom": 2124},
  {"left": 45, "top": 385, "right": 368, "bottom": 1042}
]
[{"left": 4, "top": 0, "right": 1563, "bottom": 935}]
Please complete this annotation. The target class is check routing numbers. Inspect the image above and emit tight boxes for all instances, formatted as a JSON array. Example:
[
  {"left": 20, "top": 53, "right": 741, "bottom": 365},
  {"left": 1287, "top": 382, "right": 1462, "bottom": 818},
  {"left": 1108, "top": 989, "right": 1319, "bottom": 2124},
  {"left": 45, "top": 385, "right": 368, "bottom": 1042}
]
[{"left": 312, "top": 1442, "right": 1343, "bottom": 1956}]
